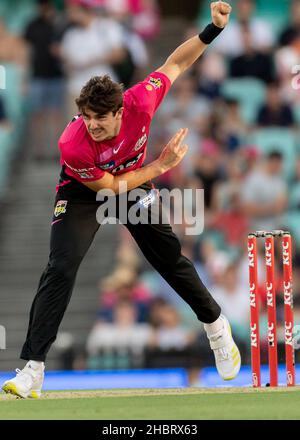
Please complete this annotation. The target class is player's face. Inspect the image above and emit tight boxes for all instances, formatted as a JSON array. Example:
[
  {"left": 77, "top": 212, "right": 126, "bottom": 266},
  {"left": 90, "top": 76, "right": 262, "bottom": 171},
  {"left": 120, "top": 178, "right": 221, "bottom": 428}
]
[{"left": 82, "top": 108, "right": 123, "bottom": 142}]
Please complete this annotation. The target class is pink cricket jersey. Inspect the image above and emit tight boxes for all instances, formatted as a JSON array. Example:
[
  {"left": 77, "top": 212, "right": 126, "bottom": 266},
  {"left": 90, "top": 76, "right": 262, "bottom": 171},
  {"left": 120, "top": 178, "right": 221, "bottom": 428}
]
[{"left": 58, "top": 71, "right": 171, "bottom": 184}]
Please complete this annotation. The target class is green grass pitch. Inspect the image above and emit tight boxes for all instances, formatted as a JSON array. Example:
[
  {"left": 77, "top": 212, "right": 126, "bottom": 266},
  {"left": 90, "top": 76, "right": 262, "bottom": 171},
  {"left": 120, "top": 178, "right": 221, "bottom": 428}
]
[{"left": 1, "top": 388, "right": 300, "bottom": 420}]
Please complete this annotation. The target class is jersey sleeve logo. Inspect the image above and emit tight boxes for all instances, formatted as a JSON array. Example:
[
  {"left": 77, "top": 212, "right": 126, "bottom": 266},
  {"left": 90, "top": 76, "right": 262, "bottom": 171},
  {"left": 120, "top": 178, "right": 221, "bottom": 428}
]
[
  {"left": 148, "top": 77, "right": 162, "bottom": 89},
  {"left": 134, "top": 134, "right": 147, "bottom": 151}
]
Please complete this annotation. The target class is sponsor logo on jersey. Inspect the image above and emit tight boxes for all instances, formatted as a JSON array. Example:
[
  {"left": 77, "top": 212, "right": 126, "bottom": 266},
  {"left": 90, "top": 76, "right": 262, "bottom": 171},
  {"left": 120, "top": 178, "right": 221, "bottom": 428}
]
[
  {"left": 54, "top": 200, "right": 68, "bottom": 218},
  {"left": 134, "top": 133, "right": 147, "bottom": 151},
  {"left": 113, "top": 140, "right": 125, "bottom": 154},
  {"left": 111, "top": 152, "right": 144, "bottom": 174},
  {"left": 77, "top": 172, "right": 95, "bottom": 179},
  {"left": 99, "top": 160, "right": 115, "bottom": 171},
  {"left": 64, "top": 161, "right": 95, "bottom": 179},
  {"left": 148, "top": 76, "right": 162, "bottom": 89}
]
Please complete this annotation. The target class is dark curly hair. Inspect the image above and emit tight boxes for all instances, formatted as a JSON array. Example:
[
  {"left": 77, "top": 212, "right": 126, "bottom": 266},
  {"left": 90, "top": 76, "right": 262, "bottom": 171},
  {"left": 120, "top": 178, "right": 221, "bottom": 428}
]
[{"left": 75, "top": 75, "right": 124, "bottom": 116}]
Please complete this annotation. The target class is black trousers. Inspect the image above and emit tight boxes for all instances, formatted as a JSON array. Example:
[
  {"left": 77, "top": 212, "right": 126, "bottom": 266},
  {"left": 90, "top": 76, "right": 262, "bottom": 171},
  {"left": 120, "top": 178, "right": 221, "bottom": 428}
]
[{"left": 20, "top": 177, "right": 221, "bottom": 362}]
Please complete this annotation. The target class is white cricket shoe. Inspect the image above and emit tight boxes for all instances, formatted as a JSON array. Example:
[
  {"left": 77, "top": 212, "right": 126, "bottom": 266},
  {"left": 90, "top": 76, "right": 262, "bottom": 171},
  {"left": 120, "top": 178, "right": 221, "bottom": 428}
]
[
  {"left": 207, "top": 315, "right": 241, "bottom": 381},
  {"left": 2, "top": 361, "right": 44, "bottom": 399}
]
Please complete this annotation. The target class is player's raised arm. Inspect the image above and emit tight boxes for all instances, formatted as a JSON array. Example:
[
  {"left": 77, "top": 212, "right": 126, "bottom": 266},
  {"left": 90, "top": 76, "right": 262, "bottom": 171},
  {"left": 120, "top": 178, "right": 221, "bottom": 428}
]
[{"left": 157, "top": 1, "right": 232, "bottom": 84}]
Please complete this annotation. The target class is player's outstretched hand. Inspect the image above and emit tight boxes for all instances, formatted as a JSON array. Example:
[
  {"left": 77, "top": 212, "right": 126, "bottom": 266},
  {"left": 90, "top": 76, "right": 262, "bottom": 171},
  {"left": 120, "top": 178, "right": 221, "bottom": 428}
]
[
  {"left": 211, "top": 1, "right": 232, "bottom": 28},
  {"left": 158, "top": 128, "right": 189, "bottom": 172}
]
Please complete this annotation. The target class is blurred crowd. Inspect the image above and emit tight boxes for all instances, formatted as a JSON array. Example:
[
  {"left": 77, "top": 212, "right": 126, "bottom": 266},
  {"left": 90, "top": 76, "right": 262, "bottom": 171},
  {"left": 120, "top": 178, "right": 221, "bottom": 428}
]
[
  {"left": 0, "top": 0, "right": 157, "bottom": 158},
  {"left": 1, "top": 0, "right": 300, "bottom": 381}
]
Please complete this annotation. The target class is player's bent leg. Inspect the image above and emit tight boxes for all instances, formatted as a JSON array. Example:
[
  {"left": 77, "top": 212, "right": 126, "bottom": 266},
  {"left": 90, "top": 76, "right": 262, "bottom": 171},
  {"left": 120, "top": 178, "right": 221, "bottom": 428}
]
[
  {"left": 125, "top": 219, "right": 221, "bottom": 324},
  {"left": 2, "top": 361, "right": 44, "bottom": 399},
  {"left": 20, "top": 255, "right": 83, "bottom": 362},
  {"left": 124, "top": 189, "right": 240, "bottom": 380},
  {"left": 2, "top": 197, "right": 100, "bottom": 398}
]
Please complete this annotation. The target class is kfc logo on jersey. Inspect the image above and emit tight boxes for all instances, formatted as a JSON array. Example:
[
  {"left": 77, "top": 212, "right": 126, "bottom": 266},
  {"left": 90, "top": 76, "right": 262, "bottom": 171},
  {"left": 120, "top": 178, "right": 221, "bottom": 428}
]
[{"left": 134, "top": 134, "right": 148, "bottom": 151}]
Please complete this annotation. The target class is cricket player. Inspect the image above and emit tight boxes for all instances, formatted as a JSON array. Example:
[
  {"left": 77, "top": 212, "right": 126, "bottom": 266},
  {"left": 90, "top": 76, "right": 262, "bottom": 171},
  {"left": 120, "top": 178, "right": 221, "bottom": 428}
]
[{"left": 2, "top": 1, "right": 240, "bottom": 398}]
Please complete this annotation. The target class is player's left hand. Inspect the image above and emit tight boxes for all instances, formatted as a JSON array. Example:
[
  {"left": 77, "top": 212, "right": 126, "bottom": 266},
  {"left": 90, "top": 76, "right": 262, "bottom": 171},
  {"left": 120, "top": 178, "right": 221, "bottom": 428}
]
[{"left": 211, "top": 1, "right": 232, "bottom": 28}]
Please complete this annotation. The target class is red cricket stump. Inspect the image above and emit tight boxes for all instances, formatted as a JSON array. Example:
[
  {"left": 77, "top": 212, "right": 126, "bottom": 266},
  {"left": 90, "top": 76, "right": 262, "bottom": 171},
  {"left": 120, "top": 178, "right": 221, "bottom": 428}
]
[
  {"left": 248, "top": 234, "right": 261, "bottom": 387},
  {"left": 282, "top": 233, "right": 295, "bottom": 386},
  {"left": 264, "top": 234, "right": 278, "bottom": 387}
]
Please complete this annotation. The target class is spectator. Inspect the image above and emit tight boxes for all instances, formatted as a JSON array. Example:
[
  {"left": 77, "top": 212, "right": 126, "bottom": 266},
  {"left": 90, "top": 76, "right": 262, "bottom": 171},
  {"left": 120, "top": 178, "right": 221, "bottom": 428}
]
[
  {"left": 211, "top": 263, "right": 250, "bottom": 343},
  {"left": 210, "top": 191, "right": 249, "bottom": 249},
  {"left": 196, "top": 51, "right": 227, "bottom": 100},
  {"left": 145, "top": 302, "right": 202, "bottom": 374},
  {"left": 290, "top": 156, "right": 300, "bottom": 211},
  {"left": 213, "top": 0, "right": 274, "bottom": 56},
  {"left": 217, "top": 98, "right": 249, "bottom": 151},
  {"left": 279, "top": 0, "right": 300, "bottom": 47},
  {"left": 275, "top": 34, "right": 300, "bottom": 104},
  {"left": 112, "top": 21, "right": 149, "bottom": 88},
  {"left": 131, "top": 0, "right": 160, "bottom": 41},
  {"left": 0, "top": 19, "right": 28, "bottom": 67},
  {"left": 97, "top": 0, "right": 150, "bottom": 87},
  {"left": 86, "top": 301, "right": 152, "bottom": 368},
  {"left": 148, "top": 303, "right": 195, "bottom": 350},
  {"left": 61, "top": 0, "right": 126, "bottom": 117},
  {"left": 212, "top": 155, "right": 244, "bottom": 212},
  {"left": 256, "top": 81, "right": 296, "bottom": 128},
  {"left": 193, "top": 139, "right": 222, "bottom": 210},
  {"left": 24, "top": 0, "right": 66, "bottom": 160},
  {"left": 229, "top": 26, "right": 275, "bottom": 84},
  {"left": 241, "top": 151, "right": 288, "bottom": 231},
  {"left": 158, "top": 75, "right": 210, "bottom": 171},
  {"left": 104, "top": 0, "right": 160, "bottom": 41},
  {"left": 97, "top": 266, "right": 152, "bottom": 323}
]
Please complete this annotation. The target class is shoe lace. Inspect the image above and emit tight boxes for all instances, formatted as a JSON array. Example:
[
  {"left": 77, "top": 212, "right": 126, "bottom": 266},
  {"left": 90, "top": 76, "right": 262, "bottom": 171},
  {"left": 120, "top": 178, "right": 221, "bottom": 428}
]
[{"left": 15, "top": 366, "right": 38, "bottom": 385}]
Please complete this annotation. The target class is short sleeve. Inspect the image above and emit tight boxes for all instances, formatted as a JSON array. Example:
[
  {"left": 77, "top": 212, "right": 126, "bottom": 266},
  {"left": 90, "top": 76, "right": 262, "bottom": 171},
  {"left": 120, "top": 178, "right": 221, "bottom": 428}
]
[
  {"left": 126, "top": 71, "right": 171, "bottom": 117},
  {"left": 61, "top": 144, "right": 105, "bottom": 183}
]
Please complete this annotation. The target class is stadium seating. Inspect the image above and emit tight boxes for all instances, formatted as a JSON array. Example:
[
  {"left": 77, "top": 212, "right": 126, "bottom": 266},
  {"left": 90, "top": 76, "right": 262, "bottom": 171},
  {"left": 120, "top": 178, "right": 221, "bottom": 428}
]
[
  {"left": 220, "top": 77, "right": 266, "bottom": 124},
  {"left": 248, "top": 128, "right": 297, "bottom": 180}
]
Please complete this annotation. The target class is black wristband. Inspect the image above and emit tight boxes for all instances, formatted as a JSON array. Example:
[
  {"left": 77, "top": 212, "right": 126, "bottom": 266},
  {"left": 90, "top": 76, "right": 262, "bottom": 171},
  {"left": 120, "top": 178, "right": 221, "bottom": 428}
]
[{"left": 199, "top": 22, "right": 224, "bottom": 44}]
